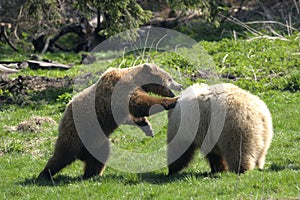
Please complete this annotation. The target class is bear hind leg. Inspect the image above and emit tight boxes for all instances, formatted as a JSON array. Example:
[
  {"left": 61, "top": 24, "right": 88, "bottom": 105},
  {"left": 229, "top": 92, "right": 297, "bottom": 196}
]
[
  {"left": 256, "top": 141, "right": 270, "bottom": 169},
  {"left": 81, "top": 145, "right": 109, "bottom": 179},
  {"left": 168, "top": 143, "right": 197, "bottom": 176},
  {"left": 83, "top": 157, "right": 106, "bottom": 179},
  {"left": 256, "top": 154, "right": 266, "bottom": 169},
  {"left": 224, "top": 151, "right": 256, "bottom": 174},
  {"left": 256, "top": 135, "right": 272, "bottom": 169},
  {"left": 206, "top": 152, "right": 228, "bottom": 173}
]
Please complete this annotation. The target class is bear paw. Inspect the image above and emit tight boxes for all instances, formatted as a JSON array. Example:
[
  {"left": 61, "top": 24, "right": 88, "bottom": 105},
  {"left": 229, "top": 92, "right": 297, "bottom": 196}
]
[{"left": 162, "top": 97, "right": 178, "bottom": 110}]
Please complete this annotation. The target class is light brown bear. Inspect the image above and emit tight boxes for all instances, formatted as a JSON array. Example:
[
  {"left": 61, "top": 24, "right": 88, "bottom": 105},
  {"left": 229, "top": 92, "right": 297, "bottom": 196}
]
[
  {"left": 167, "top": 83, "right": 273, "bottom": 175},
  {"left": 38, "top": 63, "right": 182, "bottom": 180}
]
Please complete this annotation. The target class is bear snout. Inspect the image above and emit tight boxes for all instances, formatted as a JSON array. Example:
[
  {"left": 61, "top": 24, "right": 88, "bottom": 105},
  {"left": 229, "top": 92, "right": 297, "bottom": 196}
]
[{"left": 169, "top": 81, "right": 183, "bottom": 91}]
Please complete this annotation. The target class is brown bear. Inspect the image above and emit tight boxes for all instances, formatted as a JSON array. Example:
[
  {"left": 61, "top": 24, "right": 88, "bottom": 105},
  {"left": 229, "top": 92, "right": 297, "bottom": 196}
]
[
  {"left": 38, "top": 63, "right": 182, "bottom": 180},
  {"left": 167, "top": 83, "right": 273, "bottom": 175}
]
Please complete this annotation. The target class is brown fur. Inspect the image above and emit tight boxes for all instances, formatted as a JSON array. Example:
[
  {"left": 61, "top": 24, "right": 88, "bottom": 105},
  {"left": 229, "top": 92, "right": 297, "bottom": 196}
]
[{"left": 38, "top": 63, "right": 182, "bottom": 180}]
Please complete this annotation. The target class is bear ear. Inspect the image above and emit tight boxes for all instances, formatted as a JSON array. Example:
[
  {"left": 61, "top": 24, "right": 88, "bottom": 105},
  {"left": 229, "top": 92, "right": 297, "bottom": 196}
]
[
  {"left": 143, "top": 63, "right": 152, "bottom": 71},
  {"left": 143, "top": 63, "right": 158, "bottom": 72}
]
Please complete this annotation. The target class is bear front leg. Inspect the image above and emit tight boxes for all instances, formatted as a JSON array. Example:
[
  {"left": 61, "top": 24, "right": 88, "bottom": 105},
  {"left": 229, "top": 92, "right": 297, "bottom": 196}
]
[
  {"left": 124, "top": 116, "right": 154, "bottom": 137},
  {"left": 37, "top": 150, "right": 77, "bottom": 181},
  {"left": 205, "top": 152, "right": 228, "bottom": 173},
  {"left": 167, "top": 143, "right": 197, "bottom": 176},
  {"left": 129, "top": 90, "right": 178, "bottom": 118},
  {"left": 133, "top": 117, "right": 154, "bottom": 137}
]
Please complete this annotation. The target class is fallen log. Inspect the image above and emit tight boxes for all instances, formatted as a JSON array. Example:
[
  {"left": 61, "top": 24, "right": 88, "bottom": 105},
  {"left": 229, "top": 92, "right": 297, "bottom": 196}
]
[
  {"left": 2, "top": 63, "right": 19, "bottom": 69},
  {"left": 27, "top": 60, "right": 71, "bottom": 70},
  {"left": 0, "top": 64, "right": 19, "bottom": 74}
]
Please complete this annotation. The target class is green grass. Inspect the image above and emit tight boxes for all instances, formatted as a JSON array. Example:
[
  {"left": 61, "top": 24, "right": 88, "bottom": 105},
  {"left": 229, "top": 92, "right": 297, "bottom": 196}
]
[
  {"left": 0, "top": 35, "right": 300, "bottom": 199},
  {"left": 0, "top": 92, "right": 299, "bottom": 199}
]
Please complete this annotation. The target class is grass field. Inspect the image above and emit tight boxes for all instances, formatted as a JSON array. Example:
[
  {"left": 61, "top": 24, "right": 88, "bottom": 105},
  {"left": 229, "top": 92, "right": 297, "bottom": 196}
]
[{"left": 0, "top": 35, "right": 299, "bottom": 199}]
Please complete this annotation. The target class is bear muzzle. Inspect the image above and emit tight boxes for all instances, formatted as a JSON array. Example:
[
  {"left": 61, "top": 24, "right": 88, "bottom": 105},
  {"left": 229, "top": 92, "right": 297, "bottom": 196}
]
[{"left": 169, "top": 81, "right": 183, "bottom": 91}]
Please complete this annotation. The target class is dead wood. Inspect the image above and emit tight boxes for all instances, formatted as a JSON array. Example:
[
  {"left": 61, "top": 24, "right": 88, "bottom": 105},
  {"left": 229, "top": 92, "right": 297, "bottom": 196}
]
[
  {"left": 27, "top": 60, "right": 71, "bottom": 70},
  {"left": 0, "top": 64, "right": 19, "bottom": 74}
]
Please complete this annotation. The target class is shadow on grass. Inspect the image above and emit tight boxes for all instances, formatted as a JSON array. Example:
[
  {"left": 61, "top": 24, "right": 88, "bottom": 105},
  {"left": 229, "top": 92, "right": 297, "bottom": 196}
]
[
  {"left": 19, "top": 171, "right": 221, "bottom": 186},
  {"left": 19, "top": 175, "right": 87, "bottom": 187},
  {"left": 140, "top": 171, "right": 221, "bottom": 184},
  {"left": 268, "top": 163, "right": 300, "bottom": 172},
  {"left": 19, "top": 164, "right": 297, "bottom": 186},
  {"left": 103, "top": 171, "right": 221, "bottom": 185}
]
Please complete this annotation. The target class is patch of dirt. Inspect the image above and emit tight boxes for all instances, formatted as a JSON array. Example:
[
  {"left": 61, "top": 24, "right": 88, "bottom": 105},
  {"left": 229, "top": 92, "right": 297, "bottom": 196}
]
[
  {"left": 4, "top": 116, "right": 57, "bottom": 133},
  {"left": 0, "top": 75, "right": 73, "bottom": 105},
  {"left": 0, "top": 75, "right": 73, "bottom": 93}
]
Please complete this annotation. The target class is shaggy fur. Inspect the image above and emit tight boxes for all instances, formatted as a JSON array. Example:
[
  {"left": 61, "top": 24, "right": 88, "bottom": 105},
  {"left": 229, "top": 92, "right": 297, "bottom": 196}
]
[
  {"left": 167, "top": 83, "right": 273, "bottom": 175},
  {"left": 38, "top": 63, "right": 182, "bottom": 180}
]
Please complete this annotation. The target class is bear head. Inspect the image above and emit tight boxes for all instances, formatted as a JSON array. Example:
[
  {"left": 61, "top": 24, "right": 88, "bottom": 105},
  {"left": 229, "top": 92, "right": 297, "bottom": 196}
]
[{"left": 139, "top": 63, "right": 183, "bottom": 97}]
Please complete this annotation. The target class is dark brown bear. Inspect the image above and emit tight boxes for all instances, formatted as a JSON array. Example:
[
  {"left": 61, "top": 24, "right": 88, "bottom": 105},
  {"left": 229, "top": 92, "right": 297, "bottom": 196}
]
[{"left": 38, "top": 63, "right": 182, "bottom": 180}]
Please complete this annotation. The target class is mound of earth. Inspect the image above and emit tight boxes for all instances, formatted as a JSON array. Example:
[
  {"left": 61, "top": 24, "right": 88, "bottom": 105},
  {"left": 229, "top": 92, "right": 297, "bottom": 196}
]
[{"left": 4, "top": 116, "right": 57, "bottom": 133}]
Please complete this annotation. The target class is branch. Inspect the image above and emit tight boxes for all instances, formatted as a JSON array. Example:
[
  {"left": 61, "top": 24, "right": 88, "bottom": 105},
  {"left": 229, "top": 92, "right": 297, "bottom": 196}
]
[
  {"left": 49, "top": 24, "right": 83, "bottom": 46},
  {"left": 13, "top": 5, "right": 24, "bottom": 40},
  {"left": 32, "top": 24, "right": 83, "bottom": 52},
  {"left": 41, "top": 37, "right": 52, "bottom": 54},
  {"left": 0, "top": 25, "right": 19, "bottom": 52}
]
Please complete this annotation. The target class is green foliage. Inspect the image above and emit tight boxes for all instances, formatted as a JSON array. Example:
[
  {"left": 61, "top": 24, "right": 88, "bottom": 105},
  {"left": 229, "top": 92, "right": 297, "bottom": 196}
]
[
  {"left": 29, "top": 87, "right": 73, "bottom": 104},
  {"left": 21, "top": 0, "right": 62, "bottom": 39},
  {"left": 75, "top": 0, "right": 152, "bottom": 38},
  {"left": 176, "top": 20, "right": 247, "bottom": 41},
  {"left": 24, "top": 0, "right": 60, "bottom": 21},
  {"left": 41, "top": 52, "right": 82, "bottom": 65},
  {"left": 57, "top": 92, "right": 73, "bottom": 104},
  {"left": 169, "top": 0, "right": 229, "bottom": 27},
  {"left": 56, "top": 92, "right": 73, "bottom": 111},
  {"left": 0, "top": 89, "right": 10, "bottom": 97},
  {"left": 283, "top": 70, "right": 300, "bottom": 92},
  {"left": 0, "top": 44, "right": 31, "bottom": 61},
  {"left": 200, "top": 36, "right": 300, "bottom": 92},
  {"left": 55, "top": 33, "right": 80, "bottom": 50}
]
